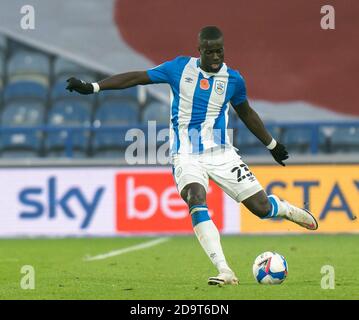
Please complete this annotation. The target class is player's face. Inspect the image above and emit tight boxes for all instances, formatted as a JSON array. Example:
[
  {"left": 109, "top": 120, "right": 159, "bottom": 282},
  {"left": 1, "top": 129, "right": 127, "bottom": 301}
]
[{"left": 198, "top": 38, "right": 224, "bottom": 73}]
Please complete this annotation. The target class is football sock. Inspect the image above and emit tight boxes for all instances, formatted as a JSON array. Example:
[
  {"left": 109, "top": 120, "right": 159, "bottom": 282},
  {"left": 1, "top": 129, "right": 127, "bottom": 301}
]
[
  {"left": 262, "top": 194, "right": 291, "bottom": 219},
  {"left": 190, "top": 205, "right": 231, "bottom": 273}
]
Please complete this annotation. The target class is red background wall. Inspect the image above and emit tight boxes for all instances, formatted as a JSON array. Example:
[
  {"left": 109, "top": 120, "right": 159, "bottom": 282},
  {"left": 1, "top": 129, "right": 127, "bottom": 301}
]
[{"left": 115, "top": 0, "right": 359, "bottom": 115}]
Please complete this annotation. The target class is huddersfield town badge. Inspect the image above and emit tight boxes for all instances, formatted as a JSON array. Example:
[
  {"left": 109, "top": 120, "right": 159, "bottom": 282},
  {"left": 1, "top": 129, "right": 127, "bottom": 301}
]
[{"left": 215, "top": 80, "right": 225, "bottom": 95}]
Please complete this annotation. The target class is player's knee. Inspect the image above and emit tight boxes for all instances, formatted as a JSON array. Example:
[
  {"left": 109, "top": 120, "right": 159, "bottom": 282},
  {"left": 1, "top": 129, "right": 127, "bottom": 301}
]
[
  {"left": 187, "top": 192, "right": 206, "bottom": 208},
  {"left": 181, "top": 183, "right": 207, "bottom": 207},
  {"left": 185, "top": 188, "right": 206, "bottom": 207}
]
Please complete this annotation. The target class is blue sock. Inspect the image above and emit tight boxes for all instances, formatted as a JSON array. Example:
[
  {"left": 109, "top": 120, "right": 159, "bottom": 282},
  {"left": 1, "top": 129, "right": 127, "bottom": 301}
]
[
  {"left": 190, "top": 205, "right": 210, "bottom": 226},
  {"left": 261, "top": 195, "right": 279, "bottom": 219}
]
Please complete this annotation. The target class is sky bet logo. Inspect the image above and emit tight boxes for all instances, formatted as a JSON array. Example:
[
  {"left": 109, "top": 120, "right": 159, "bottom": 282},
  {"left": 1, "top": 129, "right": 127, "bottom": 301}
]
[{"left": 18, "top": 177, "right": 105, "bottom": 229}]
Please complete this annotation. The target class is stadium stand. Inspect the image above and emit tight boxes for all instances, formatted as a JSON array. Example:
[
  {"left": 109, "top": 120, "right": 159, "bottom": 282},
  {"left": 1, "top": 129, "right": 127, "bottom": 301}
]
[
  {"left": 142, "top": 100, "right": 169, "bottom": 152},
  {"left": 0, "top": 33, "right": 6, "bottom": 52},
  {"left": 142, "top": 101, "right": 169, "bottom": 125},
  {"left": 92, "top": 100, "right": 141, "bottom": 157},
  {"left": 281, "top": 127, "right": 313, "bottom": 154},
  {"left": 0, "top": 100, "right": 45, "bottom": 157},
  {"left": 0, "top": 52, "right": 4, "bottom": 89},
  {"left": 0, "top": 33, "right": 358, "bottom": 159},
  {"left": 235, "top": 125, "right": 282, "bottom": 155},
  {"left": 7, "top": 51, "right": 50, "bottom": 87},
  {"left": 4, "top": 81, "right": 48, "bottom": 103},
  {"left": 54, "top": 57, "right": 97, "bottom": 83},
  {"left": 330, "top": 126, "right": 359, "bottom": 153},
  {"left": 95, "top": 100, "right": 140, "bottom": 126},
  {"left": 98, "top": 86, "right": 138, "bottom": 104},
  {"left": 45, "top": 100, "right": 92, "bottom": 158},
  {"left": 0, "top": 34, "right": 6, "bottom": 90}
]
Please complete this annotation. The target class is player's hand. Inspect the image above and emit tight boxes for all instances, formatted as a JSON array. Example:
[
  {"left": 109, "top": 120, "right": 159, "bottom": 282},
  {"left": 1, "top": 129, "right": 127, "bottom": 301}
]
[
  {"left": 269, "top": 142, "right": 289, "bottom": 166},
  {"left": 66, "top": 77, "right": 94, "bottom": 94}
]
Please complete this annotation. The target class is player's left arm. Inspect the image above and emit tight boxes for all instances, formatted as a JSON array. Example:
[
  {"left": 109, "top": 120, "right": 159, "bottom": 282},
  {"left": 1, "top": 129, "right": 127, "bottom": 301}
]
[{"left": 233, "top": 99, "right": 289, "bottom": 166}]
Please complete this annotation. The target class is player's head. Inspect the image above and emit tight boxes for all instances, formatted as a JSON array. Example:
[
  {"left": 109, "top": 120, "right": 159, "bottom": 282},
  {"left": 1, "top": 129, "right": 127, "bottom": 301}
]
[{"left": 198, "top": 26, "right": 224, "bottom": 73}]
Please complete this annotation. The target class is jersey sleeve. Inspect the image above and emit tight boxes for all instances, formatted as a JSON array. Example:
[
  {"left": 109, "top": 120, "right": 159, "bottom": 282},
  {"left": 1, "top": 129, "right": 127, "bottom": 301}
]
[
  {"left": 146, "top": 57, "right": 179, "bottom": 84},
  {"left": 230, "top": 72, "right": 247, "bottom": 106}
]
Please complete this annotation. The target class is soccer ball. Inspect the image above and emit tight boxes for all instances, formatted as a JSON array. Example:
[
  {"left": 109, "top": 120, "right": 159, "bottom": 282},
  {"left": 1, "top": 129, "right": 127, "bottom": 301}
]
[{"left": 252, "top": 251, "right": 288, "bottom": 284}]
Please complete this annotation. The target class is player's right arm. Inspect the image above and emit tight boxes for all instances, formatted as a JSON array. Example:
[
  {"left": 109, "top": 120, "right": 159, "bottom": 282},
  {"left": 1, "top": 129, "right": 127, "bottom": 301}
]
[
  {"left": 66, "top": 57, "right": 180, "bottom": 94},
  {"left": 231, "top": 72, "right": 289, "bottom": 166},
  {"left": 66, "top": 71, "right": 152, "bottom": 94}
]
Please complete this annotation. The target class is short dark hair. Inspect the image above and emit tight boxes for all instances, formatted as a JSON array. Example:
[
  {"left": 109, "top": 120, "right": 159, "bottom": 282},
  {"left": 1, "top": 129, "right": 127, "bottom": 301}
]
[{"left": 198, "top": 26, "right": 223, "bottom": 42}]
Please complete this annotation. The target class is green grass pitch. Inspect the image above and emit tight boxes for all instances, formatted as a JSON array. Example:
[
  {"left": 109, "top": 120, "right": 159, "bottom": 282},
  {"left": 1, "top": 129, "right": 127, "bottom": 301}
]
[{"left": 0, "top": 235, "right": 358, "bottom": 300}]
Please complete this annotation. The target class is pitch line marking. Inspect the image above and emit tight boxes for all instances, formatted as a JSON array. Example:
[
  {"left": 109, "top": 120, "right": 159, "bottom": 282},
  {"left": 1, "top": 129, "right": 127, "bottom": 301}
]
[{"left": 84, "top": 237, "right": 170, "bottom": 261}]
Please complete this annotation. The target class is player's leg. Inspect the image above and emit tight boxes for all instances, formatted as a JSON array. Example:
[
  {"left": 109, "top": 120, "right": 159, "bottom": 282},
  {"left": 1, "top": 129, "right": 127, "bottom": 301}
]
[
  {"left": 205, "top": 148, "right": 318, "bottom": 230},
  {"left": 180, "top": 183, "right": 238, "bottom": 285},
  {"left": 172, "top": 153, "right": 237, "bottom": 285},
  {"left": 242, "top": 190, "right": 318, "bottom": 230}
]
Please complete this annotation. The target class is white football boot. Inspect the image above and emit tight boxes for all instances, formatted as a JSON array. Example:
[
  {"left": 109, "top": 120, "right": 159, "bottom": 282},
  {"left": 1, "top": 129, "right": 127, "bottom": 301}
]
[
  {"left": 283, "top": 201, "right": 318, "bottom": 230},
  {"left": 208, "top": 269, "right": 239, "bottom": 286}
]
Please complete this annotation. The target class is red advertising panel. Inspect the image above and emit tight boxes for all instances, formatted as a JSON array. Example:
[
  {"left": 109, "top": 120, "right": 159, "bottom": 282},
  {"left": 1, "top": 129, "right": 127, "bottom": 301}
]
[{"left": 116, "top": 169, "right": 224, "bottom": 233}]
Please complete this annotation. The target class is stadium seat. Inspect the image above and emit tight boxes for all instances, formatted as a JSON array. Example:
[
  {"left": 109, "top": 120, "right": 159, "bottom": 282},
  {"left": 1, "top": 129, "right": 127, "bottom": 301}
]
[
  {"left": 234, "top": 125, "right": 281, "bottom": 155},
  {"left": 228, "top": 106, "right": 239, "bottom": 129},
  {"left": 95, "top": 100, "right": 140, "bottom": 125},
  {"left": 330, "top": 126, "right": 359, "bottom": 153},
  {"left": 0, "top": 52, "right": 4, "bottom": 89},
  {"left": 92, "top": 127, "right": 138, "bottom": 152},
  {"left": 226, "top": 106, "right": 240, "bottom": 145},
  {"left": 0, "top": 132, "right": 42, "bottom": 152},
  {"left": 3, "top": 81, "right": 48, "bottom": 103},
  {"left": 7, "top": 51, "right": 50, "bottom": 86},
  {"left": 91, "top": 149, "right": 127, "bottom": 159},
  {"left": 97, "top": 86, "right": 138, "bottom": 103},
  {"left": 48, "top": 100, "right": 92, "bottom": 125},
  {"left": 281, "top": 127, "right": 312, "bottom": 154},
  {"left": 142, "top": 101, "right": 169, "bottom": 125},
  {"left": 54, "top": 57, "right": 97, "bottom": 82},
  {"left": 235, "top": 127, "right": 267, "bottom": 155},
  {"left": 0, "top": 33, "right": 7, "bottom": 53},
  {"left": 2, "top": 101, "right": 45, "bottom": 126},
  {"left": 92, "top": 100, "right": 140, "bottom": 155},
  {"left": 7, "top": 40, "right": 33, "bottom": 55},
  {"left": 318, "top": 126, "right": 334, "bottom": 153},
  {"left": 45, "top": 101, "right": 92, "bottom": 156},
  {"left": 0, "top": 101, "right": 45, "bottom": 154}
]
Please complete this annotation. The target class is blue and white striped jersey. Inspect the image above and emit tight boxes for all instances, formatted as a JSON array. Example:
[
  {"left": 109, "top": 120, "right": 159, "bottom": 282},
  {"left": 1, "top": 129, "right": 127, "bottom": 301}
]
[{"left": 147, "top": 56, "right": 247, "bottom": 155}]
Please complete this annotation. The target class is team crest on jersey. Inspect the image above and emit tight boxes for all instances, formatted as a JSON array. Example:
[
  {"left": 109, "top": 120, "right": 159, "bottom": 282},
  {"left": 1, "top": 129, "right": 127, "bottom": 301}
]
[
  {"left": 214, "top": 80, "right": 226, "bottom": 95},
  {"left": 200, "top": 79, "right": 210, "bottom": 90}
]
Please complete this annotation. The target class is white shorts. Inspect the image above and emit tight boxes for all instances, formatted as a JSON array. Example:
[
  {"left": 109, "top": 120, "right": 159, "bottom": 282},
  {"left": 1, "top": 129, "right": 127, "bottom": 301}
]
[{"left": 171, "top": 147, "right": 263, "bottom": 203}]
